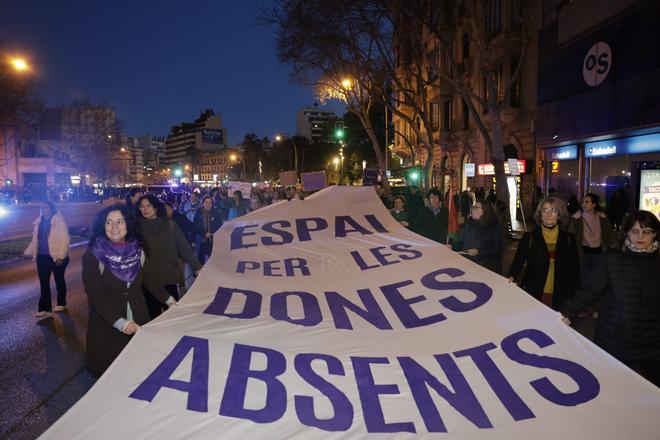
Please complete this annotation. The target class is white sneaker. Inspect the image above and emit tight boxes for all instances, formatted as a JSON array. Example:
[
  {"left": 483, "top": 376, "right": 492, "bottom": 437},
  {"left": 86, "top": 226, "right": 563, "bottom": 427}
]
[
  {"left": 34, "top": 311, "right": 52, "bottom": 318},
  {"left": 54, "top": 305, "right": 66, "bottom": 312}
]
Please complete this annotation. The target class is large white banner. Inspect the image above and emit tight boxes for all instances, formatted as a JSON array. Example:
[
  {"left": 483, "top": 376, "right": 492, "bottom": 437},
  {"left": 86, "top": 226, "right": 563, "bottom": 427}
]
[{"left": 43, "top": 187, "right": 659, "bottom": 439}]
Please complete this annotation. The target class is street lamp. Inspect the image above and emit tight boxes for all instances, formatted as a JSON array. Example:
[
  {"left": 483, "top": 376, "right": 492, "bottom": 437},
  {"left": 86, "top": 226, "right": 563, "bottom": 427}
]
[
  {"left": 8, "top": 57, "right": 29, "bottom": 73},
  {"left": 229, "top": 153, "right": 246, "bottom": 181},
  {"left": 3, "top": 55, "right": 32, "bottom": 188},
  {"left": 275, "top": 134, "right": 298, "bottom": 179}
]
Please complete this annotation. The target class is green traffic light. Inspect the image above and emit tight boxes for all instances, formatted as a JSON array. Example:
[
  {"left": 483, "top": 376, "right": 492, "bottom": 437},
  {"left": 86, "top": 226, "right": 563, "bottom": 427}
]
[
  {"left": 410, "top": 171, "right": 419, "bottom": 180},
  {"left": 174, "top": 169, "right": 183, "bottom": 177},
  {"left": 335, "top": 128, "right": 344, "bottom": 139}
]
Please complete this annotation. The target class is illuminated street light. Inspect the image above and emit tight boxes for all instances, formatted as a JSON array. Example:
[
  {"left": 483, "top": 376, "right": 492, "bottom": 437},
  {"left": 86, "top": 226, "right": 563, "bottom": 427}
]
[
  {"left": 341, "top": 78, "right": 352, "bottom": 89},
  {"left": 274, "top": 133, "right": 298, "bottom": 179},
  {"left": 230, "top": 153, "right": 246, "bottom": 181},
  {"left": 9, "top": 57, "right": 29, "bottom": 72}
]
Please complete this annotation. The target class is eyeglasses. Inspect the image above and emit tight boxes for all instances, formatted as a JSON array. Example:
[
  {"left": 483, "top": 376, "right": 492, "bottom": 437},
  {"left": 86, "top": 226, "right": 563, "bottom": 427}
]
[
  {"left": 471, "top": 205, "right": 482, "bottom": 210},
  {"left": 629, "top": 228, "right": 655, "bottom": 237},
  {"left": 541, "top": 208, "right": 558, "bottom": 215}
]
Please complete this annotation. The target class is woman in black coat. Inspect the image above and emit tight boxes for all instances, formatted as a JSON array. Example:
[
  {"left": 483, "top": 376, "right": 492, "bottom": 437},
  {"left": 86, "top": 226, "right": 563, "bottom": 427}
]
[
  {"left": 561, "top": 210, "right": 660, "bottom": 387},
  {"left": 508, "top": 197, "right": 580, "bottom": 311},
  {"left": 454, "top": 199, "right": 503, "bottom": 274},
  {"left": 193, "top": 196, "right": 223, "bottom": 263},
  {"left": 82, "top": 205, "right": 174, "bottom": 376}
]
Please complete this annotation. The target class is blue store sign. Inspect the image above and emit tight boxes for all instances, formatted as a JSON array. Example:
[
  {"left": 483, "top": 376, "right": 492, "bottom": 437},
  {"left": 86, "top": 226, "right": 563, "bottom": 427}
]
[
  {"left": 546, "top": 145, "right": 578, "bottom": 160},
  {"left": 585, "top": 133, "right": 660, "bottom": 158}
]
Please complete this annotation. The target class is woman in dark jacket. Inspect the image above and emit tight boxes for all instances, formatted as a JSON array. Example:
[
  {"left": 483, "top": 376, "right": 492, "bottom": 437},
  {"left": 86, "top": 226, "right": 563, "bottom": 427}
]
[
  {"left": 455, "top": 199, "right": 503, "bottom": 274},
  {"left": 561, "top": 211, "right": 660, "bottom": 387},
  {"left": 82, "top": 205, "right": 175, "bottom": 376},
  {"left": 193, "top": 196, "right": 223, "bottom": 263},
  {"left": 137, "top": 194, "right": 202, "bottom": 319},
  {"left": 508, "top": 196, "right": 580, "bottom": 311},
  {"left": 414, "top": 188, "right": 449, "bottom": 244}
]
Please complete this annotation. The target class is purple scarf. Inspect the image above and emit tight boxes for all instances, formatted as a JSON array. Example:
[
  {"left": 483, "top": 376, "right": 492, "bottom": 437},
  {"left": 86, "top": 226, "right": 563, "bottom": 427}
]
[{"left": 91, "top": 237, "right": 142, "bottom": 283}]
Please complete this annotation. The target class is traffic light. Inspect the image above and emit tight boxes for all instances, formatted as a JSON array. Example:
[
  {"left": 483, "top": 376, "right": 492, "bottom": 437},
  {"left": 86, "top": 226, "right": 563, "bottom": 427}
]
[{"left": 335, "top": 121, "right": 344, "bottom": 139}]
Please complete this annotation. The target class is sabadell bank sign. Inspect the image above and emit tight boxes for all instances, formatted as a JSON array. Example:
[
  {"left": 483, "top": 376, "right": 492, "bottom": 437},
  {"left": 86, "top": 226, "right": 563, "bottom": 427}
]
[{"left": 583, "top": 42, "right": 612, "bottom": 87}]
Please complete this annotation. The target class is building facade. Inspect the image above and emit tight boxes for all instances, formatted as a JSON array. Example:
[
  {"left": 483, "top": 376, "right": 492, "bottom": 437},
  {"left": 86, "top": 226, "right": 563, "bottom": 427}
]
[
  {"left": 391, "top": 0, "right": 542, "bottom": 220},
  {"left": 139, "top": 134, "right": 166, "bottom": 169},
  {"left": 296, "top": 106, "right": 336, "bottom": 142},
  {"left": 536, "top": 0, "right": 660, "bottom": 218},
  {"left": 165, "top": 109, "right": 228, "bottom": 167},
  {"left": 194, "top": 149, "right": 241, "bottom": 184}
]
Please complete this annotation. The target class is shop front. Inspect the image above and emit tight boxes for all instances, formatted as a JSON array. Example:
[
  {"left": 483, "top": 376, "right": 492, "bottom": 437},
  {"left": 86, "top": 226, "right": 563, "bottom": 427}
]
[
  {"left": 477, "top": 159, "right": 527, "bottom": 223},
  {"left": 543, "top": 145, "right": 579, "bottom": 201}
]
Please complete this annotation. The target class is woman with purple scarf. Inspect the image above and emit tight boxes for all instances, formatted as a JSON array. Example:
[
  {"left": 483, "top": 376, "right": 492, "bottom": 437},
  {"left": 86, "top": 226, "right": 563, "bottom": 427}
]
[{"left": 82, "top": 205, "right": 175, "bottom": 376}]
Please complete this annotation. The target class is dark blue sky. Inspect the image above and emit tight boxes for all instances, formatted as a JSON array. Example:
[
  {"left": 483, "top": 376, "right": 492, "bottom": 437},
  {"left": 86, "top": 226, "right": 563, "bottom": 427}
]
[{"left": 1, "top": 0, "right": 344, "bottom": 144}]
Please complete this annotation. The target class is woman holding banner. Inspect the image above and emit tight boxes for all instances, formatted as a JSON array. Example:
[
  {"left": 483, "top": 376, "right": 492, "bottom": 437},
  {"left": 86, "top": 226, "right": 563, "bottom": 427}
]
[
  {"left": 561, "top": 210, "right": 660, "bottom": 387},
  {"left": 507, "top": 197, "right": 580, "bottom": 311},
  {"left": 413, "top": 188, "right": 448, "bottom": 244},
  {"left": 82, "top": 205, "right": 175, "bottom": 376},
  {"left": 454, "top": 199, "right": 503, "bottom": 274}
]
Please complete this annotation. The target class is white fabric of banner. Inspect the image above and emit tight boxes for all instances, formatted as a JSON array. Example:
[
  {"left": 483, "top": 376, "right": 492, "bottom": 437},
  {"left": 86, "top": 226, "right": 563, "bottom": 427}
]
[{"left": 42, "top": 187, "right": 660, "bottom": 439}]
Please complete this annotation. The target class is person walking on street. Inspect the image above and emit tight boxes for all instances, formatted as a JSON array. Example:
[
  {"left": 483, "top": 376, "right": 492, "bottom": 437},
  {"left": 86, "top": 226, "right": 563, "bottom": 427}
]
[
  {"left": 24, "top": 201, "right": 70, "bottom": 318},
  {"left": 82, "top": 205, "right": 176, "bottom": 376},
  {"left": 405, "top": 185, "right": 424, "bottom": 221},
  {"left": 507, "top": 197, "right": 580, "bottom": 311},
  {"left": 227, "top": 190, "right": 248, "bottom": 220},
  {"left": 193, "top": 196, "right": 223, "bottom": 263},
  {"left": 560, "top": 210, "right": 660, "bottom": 387},
  {"left": 414, "top": 188, "right": 449, "bottom": 244},
  {"left": 182, "top": 191, "right": 201, "bottom": 223},
  {"left": 137, "top": 195, "right": 202, "bottom": 319},
  {"left": 568, "top": 193, "right": 616, "bottom": 291},
  {"left": 454, "top": 199, "right": 503, "bottom": 274}
]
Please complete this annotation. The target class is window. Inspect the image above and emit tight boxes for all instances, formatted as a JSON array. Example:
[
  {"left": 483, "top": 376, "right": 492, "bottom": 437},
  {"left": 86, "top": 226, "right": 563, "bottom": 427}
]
[
  {"left": 430, "top": 100, "right": 440, "bottom": 131},
  {"left": 511, "top": 0, "right": 522, "bottom": 31},
  {"left": 428, "top": 49, "right": 439, "bottom": 79},
  {"left": 443, "top": 97, "right": 453, "bottom": 130},
  {"left": 510, "top": 58, "right": 521, "bottom": 107},
  {"left": 462, "top": 100, "right": 470, "bottom": 130},
  {"left": 485, "top": 0, "right": 502, "bottom": 37},
  {"left": 462, "top": 33, "right": 470, "bottom": 60}
]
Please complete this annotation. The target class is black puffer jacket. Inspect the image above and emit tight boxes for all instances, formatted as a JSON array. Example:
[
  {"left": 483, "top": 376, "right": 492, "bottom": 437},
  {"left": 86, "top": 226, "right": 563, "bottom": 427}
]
[{"left": 561, "top": 249, "right": 660, "bottom": 363}]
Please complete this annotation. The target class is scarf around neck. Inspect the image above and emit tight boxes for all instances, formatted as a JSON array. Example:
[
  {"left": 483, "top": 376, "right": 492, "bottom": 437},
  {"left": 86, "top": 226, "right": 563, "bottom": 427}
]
[
  {"left": 91, "top": 237, "right": 142, "bottom": 282},
  {"left": 624, "top": 237, "right": 659, "bottom": 254}
]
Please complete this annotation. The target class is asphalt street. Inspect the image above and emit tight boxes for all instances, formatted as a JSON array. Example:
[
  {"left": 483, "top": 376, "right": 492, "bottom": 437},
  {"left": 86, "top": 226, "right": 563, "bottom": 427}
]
[
  {"left": 0, "top": 202, "right": 108, "bottom": 241},
  {"left": 0, "top": 245, "right": 95, "bottom": 440}
]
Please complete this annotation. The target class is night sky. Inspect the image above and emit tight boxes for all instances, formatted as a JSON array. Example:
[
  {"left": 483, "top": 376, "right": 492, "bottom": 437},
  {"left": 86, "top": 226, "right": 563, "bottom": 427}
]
[{"left": 1, "top": 0, "right": 344, "bottom": 144}]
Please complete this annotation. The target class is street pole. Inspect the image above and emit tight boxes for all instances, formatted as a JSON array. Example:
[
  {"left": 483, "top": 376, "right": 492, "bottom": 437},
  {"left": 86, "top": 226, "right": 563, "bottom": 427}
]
[
  {"left": 292, "top": 139, "right": 299, "bottom": 181},
  {"left": 384, "top": 106, "right": 388, "bottom": 177},
  {"left": 241, "top": 158, "right": 246, "bottom": 181}
]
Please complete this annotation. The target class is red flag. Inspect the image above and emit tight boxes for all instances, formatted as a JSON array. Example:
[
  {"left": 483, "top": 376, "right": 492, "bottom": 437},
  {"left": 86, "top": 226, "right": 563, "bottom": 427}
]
[{"left": 447, "top": 183, "right": 459, "bottom": 241}]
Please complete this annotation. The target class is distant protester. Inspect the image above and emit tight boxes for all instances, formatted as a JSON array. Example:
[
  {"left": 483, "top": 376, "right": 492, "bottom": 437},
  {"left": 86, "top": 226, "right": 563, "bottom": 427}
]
[
  {"left": 454, "top": 199, "right": 503, "bottom": 274},
  {"left": 390, "top": 196, "right": 410, "bottom": 228},
  {"left": 193, "top": 196, "right": 223, "bottom": 263},
  {"left": 137, "top": 194, "right": 202, "bottom": 319},
  {"left": 227, "top": 190, "right": 248, "bottom": 220},
  {"left": 25, "top": 201, "right": 71, "bottom": 318},
  {"left": 82, "top": 205, "right": 175, "bottom": 376},
  {"left": 413, "top": 188, "right": 449, "bottom": 244}
]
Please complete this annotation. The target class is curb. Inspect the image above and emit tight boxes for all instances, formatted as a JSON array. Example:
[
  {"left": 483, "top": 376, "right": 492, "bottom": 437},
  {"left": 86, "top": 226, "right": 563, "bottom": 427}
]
[{"left": 0, "top": 240, "right": 88, "bottom": 268}]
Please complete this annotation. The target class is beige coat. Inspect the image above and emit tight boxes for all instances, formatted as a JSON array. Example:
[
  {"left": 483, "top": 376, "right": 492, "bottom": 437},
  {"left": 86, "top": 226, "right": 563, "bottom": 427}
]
[{"left": 24, "top": 211, "right": 70, "bottom": 260}]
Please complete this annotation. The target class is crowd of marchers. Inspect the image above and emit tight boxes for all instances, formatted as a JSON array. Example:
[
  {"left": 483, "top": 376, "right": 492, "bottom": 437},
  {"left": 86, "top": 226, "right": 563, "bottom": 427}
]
[{"left": 24, "top": 184, "right": 659, "bottom": 387}]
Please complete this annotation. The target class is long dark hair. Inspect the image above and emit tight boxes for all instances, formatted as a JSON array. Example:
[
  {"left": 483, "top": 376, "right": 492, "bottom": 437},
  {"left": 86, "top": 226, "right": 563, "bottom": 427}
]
[
  {"left": 137, "top": 194, "right": 167, "bottom": 218},
  {"left": 619, "top": 210, "right": 660, "bottom": 247},
  {"left": 89, "top": 205, "right": 140, "bottom": 247},
  {"left": 474, "top": 199, "right": 498, "bottom": 227}
]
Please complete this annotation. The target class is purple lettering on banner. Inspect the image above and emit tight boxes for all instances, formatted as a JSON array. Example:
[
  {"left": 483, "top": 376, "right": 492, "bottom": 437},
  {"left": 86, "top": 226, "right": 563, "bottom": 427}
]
[
  {"left": 453, "top": 343, "right": 535, "bottom": 421},
  {"left": 335, "top": 216, "right": 373, "bottom": 238},
  {"left": 325, "top": 289, "right": 393, "bottom": 330},
  {"left": 296, "top": 217, "right": 328, "bottom": 242},
  {"left": 398, "top": 354, "right": 493, "bottom": 432},
  {"left": 203, "top": 287, "right": 262, "bottom": 319},
  {"left": 364, "top": 214, "right": 389, "bottom": 233},
  {"left": 284, "top": 258, "right": 310, "bottom": 276},
  {"left": 380, "top": 280, "right": 446, "bottom": 328},
  {"left": 270, "top": 291, "right": 322, "bottom": 327},
  {"left": 261, "top": 220, "right": 294, "bottom": 246},
  {"left": 263, "top": 260, "right": 283, "bottom": 277},
  {"left": 294, "top": 353, "right": 354, "bottom": 431},
  {"left": 370, "top": 246, "right": 400, "bottom": 267},
  {"left": 391, "top": 244, "right": 423, "bottom": 260},
  {"left": 350, "top": 250, "right": 380, "bottom": 271},
  {"left": 237, "top": 261, "right": 260, "bottom": 273},
  {"left": 351, "top": 357, "right": 415, "bottom": 433},
  {"left": 219, "top": 344, "right": 287, "bottom": 423},
  {"left": 501, "top": 329, "right": 600, "bottom": 406},
  {"left": 129, "top": 336, "right": 209, "bottom": 412},
  {"left": 420, "top": 268, "right": 492, "bottom": 312},
  {"left": 230, "top": 225, "right": 259, "bottom": 250}
]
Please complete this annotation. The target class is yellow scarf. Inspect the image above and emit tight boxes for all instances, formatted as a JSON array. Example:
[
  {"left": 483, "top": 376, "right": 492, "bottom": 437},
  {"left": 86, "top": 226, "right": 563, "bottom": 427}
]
[{"left": 542, "top": 225, "right": 559, "bottom": 294}]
